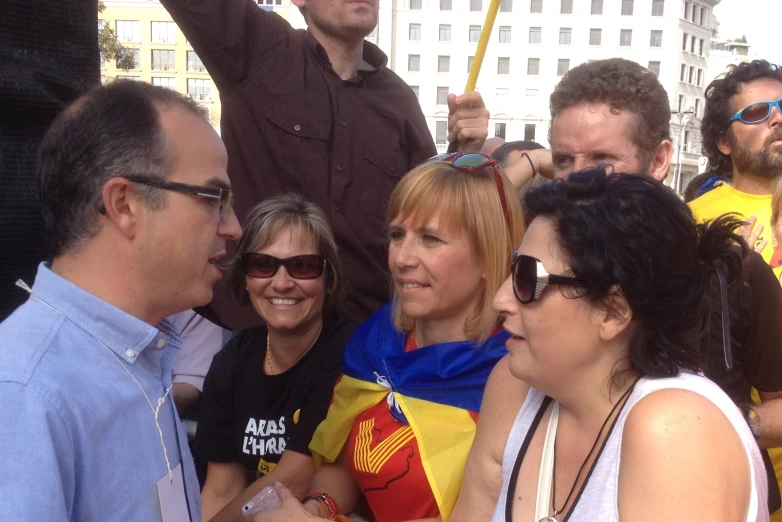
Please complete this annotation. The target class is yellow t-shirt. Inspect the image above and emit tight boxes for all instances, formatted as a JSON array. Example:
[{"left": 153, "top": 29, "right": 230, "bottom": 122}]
[{"left": 690, "top": 184, "right": 782, "bottom": 519}]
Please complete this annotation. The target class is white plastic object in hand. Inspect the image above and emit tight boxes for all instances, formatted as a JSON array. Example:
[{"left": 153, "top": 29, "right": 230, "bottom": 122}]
[{"left": 241, "top": 485, "right": 282, "bottom": 516}]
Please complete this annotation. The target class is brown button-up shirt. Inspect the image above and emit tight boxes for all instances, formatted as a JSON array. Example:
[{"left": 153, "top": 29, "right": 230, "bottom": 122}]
[{"left": 162, "top": 0, "right": 436, "bottom": 327}]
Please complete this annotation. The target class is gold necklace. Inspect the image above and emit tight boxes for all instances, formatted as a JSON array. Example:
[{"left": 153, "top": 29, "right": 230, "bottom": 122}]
[{"left": 266, "top": 327, "right": 322, "bottom": 375}]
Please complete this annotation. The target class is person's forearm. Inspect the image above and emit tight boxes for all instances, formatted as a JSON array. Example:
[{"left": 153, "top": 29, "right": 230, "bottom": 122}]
[
  {"left": 172, "top": 382, "right": 200, "bottom": 418},
  {"left": 752, "top": 397, "right": 782, "bottom": 448},
  {"left": 203, "top": 486, "right": 244, "bottom": 522},
  {"left": 309, "top": 461, "right": 360, "bottom": 516}
]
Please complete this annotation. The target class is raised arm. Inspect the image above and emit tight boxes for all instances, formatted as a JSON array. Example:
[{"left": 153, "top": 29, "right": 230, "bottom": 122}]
[
  {"left": 449, "top": 356, "right": 530, "bottom": 522},
  {"left": 159, "top": 0, "right": 290, "bottom": 87}
]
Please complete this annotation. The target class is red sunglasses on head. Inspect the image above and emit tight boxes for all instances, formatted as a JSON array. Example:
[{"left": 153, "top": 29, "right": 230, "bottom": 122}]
[{"left": 427, "top": 152, "right": 511, "bottom": 228}]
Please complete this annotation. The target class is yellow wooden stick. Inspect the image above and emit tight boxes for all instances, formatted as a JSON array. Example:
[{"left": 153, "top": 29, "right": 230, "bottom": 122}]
[{"left": 466, "top": 0, "right": 502, "bottom": 92}]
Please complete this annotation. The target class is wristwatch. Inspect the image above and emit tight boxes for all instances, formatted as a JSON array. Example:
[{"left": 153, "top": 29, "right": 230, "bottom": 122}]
[{"left": 741, "top": 404, "right": 762, "bottom": 440}]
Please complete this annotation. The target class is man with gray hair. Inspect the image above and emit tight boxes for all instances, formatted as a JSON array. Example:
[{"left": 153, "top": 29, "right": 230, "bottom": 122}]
[{"left": 0, "top": 80, "right": 241, "bottom": 520}]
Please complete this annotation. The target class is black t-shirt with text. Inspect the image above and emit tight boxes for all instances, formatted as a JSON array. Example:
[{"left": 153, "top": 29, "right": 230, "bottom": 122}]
[{"left": 195, "top": 314, "right": 356, "bottom": 479}]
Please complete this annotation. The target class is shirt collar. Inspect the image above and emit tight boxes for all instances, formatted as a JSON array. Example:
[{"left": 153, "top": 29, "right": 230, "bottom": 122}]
[
  {"left": 28, "top": 263, "right": 178, "bottom": 364},
  {"left": 304, "top": 29, "right": 388, "bottom": 76}
]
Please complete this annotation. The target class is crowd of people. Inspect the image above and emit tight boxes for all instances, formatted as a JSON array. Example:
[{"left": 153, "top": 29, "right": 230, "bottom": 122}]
[{"left": 2, "top": 0, "right": 782, "bottom": 521}]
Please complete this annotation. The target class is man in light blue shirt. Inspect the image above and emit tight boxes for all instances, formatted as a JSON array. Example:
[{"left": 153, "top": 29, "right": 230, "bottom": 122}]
[{"left": 0, "top": 80, "right": 242, "bottom": 520}]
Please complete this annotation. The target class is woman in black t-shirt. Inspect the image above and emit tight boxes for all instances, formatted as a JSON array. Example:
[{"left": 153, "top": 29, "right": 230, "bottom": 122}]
[{"left": 195, "top": 194, "right": 356, "bottom": 520}]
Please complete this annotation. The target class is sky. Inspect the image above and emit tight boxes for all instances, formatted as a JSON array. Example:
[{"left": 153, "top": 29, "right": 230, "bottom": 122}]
[{"left": 712, "top": 0, "right": 782, "bottom": 65}]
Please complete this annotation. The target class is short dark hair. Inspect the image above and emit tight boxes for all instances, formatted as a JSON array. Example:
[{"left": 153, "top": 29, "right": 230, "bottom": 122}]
[
  {"left": 549, "top": 58, "right": 671, "bottom": 166},
  {"left": 524, "top": 167, "right": 745, "bottom": 381},
  {"left": 37, "top": 80, "right": 208, "bottom": 258},
  {"left": 702, "top": 60, "right": 782, "bottom": 175},
  {"left": 491, "top": 140, "right": 545, "bottom": 168},
  {"left": 226, "top": 193, "right": 346, "bottom": 318}
]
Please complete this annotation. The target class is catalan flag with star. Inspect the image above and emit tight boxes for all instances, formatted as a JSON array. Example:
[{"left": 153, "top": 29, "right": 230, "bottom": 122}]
[{"left": 309, "top": 303, "right": 509, "bottom": 521}]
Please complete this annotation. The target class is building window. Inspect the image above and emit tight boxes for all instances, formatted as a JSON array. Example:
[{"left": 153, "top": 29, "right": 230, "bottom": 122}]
[
  {"left": 187, "top": 78, "right": 211, "bottom": 101},
  {"left": 151, "top": 49, "right": 176, "bottom": 71},
  {"left": 524, "top": 123, "right": 536, "bottom": 141},
  {"left": 530, "top": 0, "right": 542, "bottom": 13},
  {"left": 440, "top": 0, "right": 452, "bottom": 9},
  {"left": 529, "top": 27, "right": 542, "bottom": 44},
  {"left": 469, "top": 25, "right": 481, "bottom": 42},
  {"left": 411, "top": 86, "right": 420, "bottom": 99},
  {"left": 467, "top": 56, "right": 474, "bottom": 72},
  {"left": 589, "top": 28, "right": 602, "bottom": 45},
  {"left": 436, "top": 121, "right": 448, "bottom": 144},
  {"left": 651, "top": 0, "right": 664, "bottom": 16},
  {"left": 697, "top": 68, "right": 703, "bottom": 86},
  {"left": 557, "top": 58, "right": 570, "bottom": 76},
  {"left": 648, "top": 61, "right": 660, "bottom": 77},
  {"left": 151, "top": 21, "right": 176, "bottom": 44},
  {"left": 527, "top": 57, "right": 540, "bottom": 75},
  {"left": 186, "top": 51, "right": 206, "bottom": 72},
  {"left": 695, "top": 98, "right": 701, "bottom": 117},
  {"left": 690, "top": 35, "right": 696, "bottom": 53},
  {"left": 499, "top": 26, "right": 512, "bottom": 43},
  {"left": 408, "top": 54, "right": 420, "bottom": 72},
  {"left": 678, "top": 94, "right": 684, "bottom": 112},
  {"left": 680, "top": 63, "right": 686, "bottom": 81},
  {"left": 439, "top": 24, "right": 451, "bottom": 42},
  {"left": 409, "top": 23, "right": 421, "bottom": 41},
  {"left": 151, "top": 77, "right": 176, "bottom": 89},
  {"left": 410, "top": 0, "right": 422, "bottom": 9},
  {"left": 620, "top": 29, "right": 632, "bottom": 46},
  {"left": 560, "top": 0, "right": 573, "bottom": 13},
  {"left": 650, "top": 30, "right": 662, "bottom": 47},
  {"left": 117, "top": 76, "right": 141, "bottom": 81},
  {"left": 500, "top": 0, "right": 513, "bottom": 12},
  {"left": 498, "top": 57, "right": 510, "bottom": 74},
  {"left": 436, "top": 87, "right": 449, "bottom": 105},
  {"left": 127, "top": 49, "right": 141, "bottom": 70},
  {"left": 100, "top": 52, "right": 106, "bottom": 70},
  {"left": 591, "top": 0, "right": 603, "bottom": 14},
  {"left": 699, "top": 38, "right": 705, "bottom": 56},
  {"left": 559, "top": 28, "right": 572, "bottom": 45},
  {"left": 688, "top": 65, "right": 694, "bottom": 84},
  {"left": 438, "top": 55, "right": 450, "bottom": 73},
  {"left": 621, "top": 0, "right": 633, "bottom": 15},
  {"left": 115, "top": 20, "right": 140, "bottom": 43},
  {"left": 700, "top": 7, "right": 707, "bottom": 25},
  {"left": 684, "top": 1, "right": 690, "bottom": 19},
  {"left": 471, "top": 0, "right": 482, "bottom": 10},
  {"left": 495, "top": 123, "right": 507, "bottom": 140},
  {"left": 682, "top": 32, "right": 688, "bottom": 51}
]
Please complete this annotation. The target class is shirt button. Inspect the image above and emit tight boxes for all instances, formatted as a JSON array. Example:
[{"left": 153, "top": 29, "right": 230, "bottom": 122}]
[
  {"left": 293, "top": 124, "right": 301, "bottom": 131},
  {"left": 156, "top": 338, "right": 166, "bottom": 349},
  {"left": 125, "top": 349, "right": 135, "bottom": 358},
  {"left": 336, "top": 165, "right": 344, "bottom": 171},
  {"left": 341, "top": 121, "right": 347, "bottom": 128}
]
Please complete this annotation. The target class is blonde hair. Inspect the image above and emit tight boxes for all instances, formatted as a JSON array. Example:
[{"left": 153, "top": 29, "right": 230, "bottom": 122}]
[{"left": 387, "top": 161, "right": 525, "bottom": 342}]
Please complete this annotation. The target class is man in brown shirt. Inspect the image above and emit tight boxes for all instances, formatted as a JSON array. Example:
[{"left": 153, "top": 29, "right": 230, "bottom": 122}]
[{"left": 161, "top": 0, "right": 489, "bottom": 328}]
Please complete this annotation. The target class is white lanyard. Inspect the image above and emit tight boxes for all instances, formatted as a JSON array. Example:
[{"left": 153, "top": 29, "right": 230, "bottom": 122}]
[{"left": 16, "top": 280, "right": 174, "bottom": 476}]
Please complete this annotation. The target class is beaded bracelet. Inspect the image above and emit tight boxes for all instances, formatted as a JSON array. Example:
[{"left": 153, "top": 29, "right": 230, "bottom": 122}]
[{"left": 302, "top": 492, "right": 338, "bottom": 520}]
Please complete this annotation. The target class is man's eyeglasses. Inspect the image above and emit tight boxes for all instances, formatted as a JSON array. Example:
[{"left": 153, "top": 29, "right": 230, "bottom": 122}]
[
  {"left": 426, "top": 152, "right": 511, "bottom": 228},
  {"left": 511, "top": 252, "right": 586, "bottom": 304},
  {"left": 124, "top": 176, "right": 235, "bottom": 222},
  {"left": 730, "top": 98, "right": 782, "bottom": 125},
  {"left": 241, "top": 253, "right": 328, "bottom": 280}
]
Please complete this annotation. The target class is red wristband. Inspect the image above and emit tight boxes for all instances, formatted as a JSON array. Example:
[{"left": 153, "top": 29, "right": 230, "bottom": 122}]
[{"left": 303, "top": 492, "right": 339, "bottom": 519}]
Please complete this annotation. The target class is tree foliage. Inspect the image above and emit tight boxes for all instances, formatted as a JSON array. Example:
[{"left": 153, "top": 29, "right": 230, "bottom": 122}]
[{"left": 98, "top": 1, "right": 136, "bottom": 71}]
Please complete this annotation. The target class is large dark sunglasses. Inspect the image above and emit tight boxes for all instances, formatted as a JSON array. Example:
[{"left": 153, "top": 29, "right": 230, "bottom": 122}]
[
  {"left": 730, "top": 97, "right": 782, "bottom": 124},
  {"left": 427, "top": 152, "right": 511, "bottom": 228},
  {"left": 125, "top": 176, "right": 235, "bottom": 222},
  {"left": 241, "top": 253, "right": 327, "bottom": 279},
  {"left": 511, "top": 252, "right": 587, "bottom": 304}
]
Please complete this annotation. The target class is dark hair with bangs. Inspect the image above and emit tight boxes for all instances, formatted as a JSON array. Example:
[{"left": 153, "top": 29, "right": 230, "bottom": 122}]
[{"left": 524, "top": 167, "right": 746, "bottom": 379}]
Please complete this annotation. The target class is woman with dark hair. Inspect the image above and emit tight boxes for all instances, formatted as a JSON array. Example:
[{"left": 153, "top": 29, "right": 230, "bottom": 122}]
[
  {"left": 450, "top": 168, "right": 769, "bottom": 522},
  {"left": 195, "top": 193, "right": 356, "bottom": 521}
]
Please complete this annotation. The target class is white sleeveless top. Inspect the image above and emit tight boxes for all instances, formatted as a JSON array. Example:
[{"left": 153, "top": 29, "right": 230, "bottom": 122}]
[{"left": 489, "top": 372, "right": 768, "bottom": 522}]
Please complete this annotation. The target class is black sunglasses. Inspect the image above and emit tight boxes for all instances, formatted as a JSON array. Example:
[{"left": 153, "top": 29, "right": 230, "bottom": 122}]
[
  {"left": 426, "top": 152, "right": 511, "bottom": 228},
  {"left": 124, "top": 176, "right": 235, "bottom": 222},
  {"left": 241, "top": 253, "right": 327, "bottom": 280},
  {"left": 511, "top": 252, "right": 586, "bottom": 304}
]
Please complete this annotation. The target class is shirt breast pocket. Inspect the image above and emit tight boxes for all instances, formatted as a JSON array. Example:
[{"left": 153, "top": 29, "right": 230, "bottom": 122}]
[
  {"left": 360, "top": 142, "right": 407, "bottom": 222},
  {"left": 265, "top": 103, "right": 330, "bottom": 192}
]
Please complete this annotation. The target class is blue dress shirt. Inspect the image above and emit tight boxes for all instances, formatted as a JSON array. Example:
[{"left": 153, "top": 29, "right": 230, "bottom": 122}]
[{"left": 0, "top": 264, "right": 201, "bottom": 521}]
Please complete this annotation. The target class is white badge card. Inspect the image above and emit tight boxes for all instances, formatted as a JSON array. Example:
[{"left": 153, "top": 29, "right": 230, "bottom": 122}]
[{"left": 157, "top": 463, "right": 190, "bottom": 522}]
